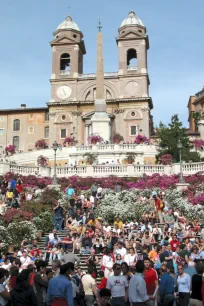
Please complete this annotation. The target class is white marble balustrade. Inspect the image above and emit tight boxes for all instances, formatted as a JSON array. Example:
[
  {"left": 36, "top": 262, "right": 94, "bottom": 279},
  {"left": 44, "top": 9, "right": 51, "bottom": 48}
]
[
  {"left": 0, "top": 162, "right": 204, "bottom": 178},
  {"left": 9, "top": 165, "right": 39, "bottom": 175}
]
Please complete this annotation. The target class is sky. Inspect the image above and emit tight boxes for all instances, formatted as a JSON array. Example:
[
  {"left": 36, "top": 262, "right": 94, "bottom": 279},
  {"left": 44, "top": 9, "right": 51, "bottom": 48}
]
[{"left": 0, "top": 0, "right": 204, "bottom": 128}]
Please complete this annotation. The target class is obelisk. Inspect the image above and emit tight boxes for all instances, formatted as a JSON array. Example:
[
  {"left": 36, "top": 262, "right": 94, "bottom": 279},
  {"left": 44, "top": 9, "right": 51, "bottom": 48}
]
[{"left": 91, "top": 18, "right": 110, "bottom": 141}]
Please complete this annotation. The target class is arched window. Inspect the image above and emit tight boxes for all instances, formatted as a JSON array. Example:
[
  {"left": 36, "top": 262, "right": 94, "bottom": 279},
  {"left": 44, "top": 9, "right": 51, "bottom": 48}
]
[
  {"left": 13, "top": 119, "right": 20, "bottom": 131},
  {"left": 127, "top": 49, "right": 137, "bottom": 68},
  {"left": 60, "top": 53, "right": 70, "bottom": 71},
  {"left": 13, "top": 136, "right": 19, "bottom": 149}
]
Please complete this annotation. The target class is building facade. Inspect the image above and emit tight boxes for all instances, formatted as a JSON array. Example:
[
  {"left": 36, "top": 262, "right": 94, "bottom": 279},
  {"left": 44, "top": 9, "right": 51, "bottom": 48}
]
[
  {"left": 187, "top": 87, "right": 204, "bottom": 139},
  {"left": 0, "top": 11, "right": 153, "bottom": 152}
]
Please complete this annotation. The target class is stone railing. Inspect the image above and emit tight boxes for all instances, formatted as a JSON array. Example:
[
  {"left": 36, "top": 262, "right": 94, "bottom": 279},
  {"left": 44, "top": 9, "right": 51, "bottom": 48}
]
[
  {"left": 182, "top": 162, "right": 204, "bottom": 174},
  {"left": 60, "top": 70, "right": 70, "bottom": 76},
  {"left": 55, "top": 166, "right": 87, "bottom": 176},
  {"left": 93, "top": 165, "right": 127, "bottom": 175},
  {"left": 127, "top": 66, "right": 138, "bottom": 71},
  {"left": 134, "top": 165, "right": 165, "bottom": 175},
  {"left": 9, "top": 164, "right": 39, "bottom": 175},
  {"left": 1, "top": 161, "right": 204, "bottom": 178}
]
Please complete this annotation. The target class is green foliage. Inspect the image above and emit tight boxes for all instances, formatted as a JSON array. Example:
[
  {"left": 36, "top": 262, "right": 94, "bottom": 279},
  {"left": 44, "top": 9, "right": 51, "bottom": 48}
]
[
  {"left": 7, "top": 221, "right": 37, "bottom": 248},
  {"left": 23, "top": 200, "right": 52, "bottom": 215},
  {"left": 33, "top": 211, "right": 53, "bottom": 233},
  {"left": 83, "top": 153, "right": 98, "bottom": 165},
  {"left": 96, "top": 190, "right": 154, "bottom": 222},
  {"left": 0, "top": 226, "right": 11, "bottom": 252},
  {"left": 156, "top": 114, "right": 200, "bottom": 163},
  {"left": 40, "top": 188, "right": 61, "bottom": 207}
]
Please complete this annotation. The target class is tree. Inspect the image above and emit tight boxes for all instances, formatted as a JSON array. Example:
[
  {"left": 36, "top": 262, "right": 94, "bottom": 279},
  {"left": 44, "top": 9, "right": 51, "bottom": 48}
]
[{"left": 156, "top": 114, "right": 200, "bottom": 163}]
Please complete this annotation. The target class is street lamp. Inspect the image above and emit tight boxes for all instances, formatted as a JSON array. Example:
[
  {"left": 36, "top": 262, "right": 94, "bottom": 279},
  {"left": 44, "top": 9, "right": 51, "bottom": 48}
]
[
  {"left": 177, "top": 139, "right": 184, "bottom": 183},
  {"left": 52, "top": 141, "right": 58, "bottom": 185}
]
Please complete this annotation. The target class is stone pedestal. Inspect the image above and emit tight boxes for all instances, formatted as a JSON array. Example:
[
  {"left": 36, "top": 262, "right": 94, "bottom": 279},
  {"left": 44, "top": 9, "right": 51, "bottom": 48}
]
[
  {"left": 91, "top": 110, "right": 110, "bottom": 142},
  {"left": 176, "top": 183, "right": 189, "bottom": 191}
]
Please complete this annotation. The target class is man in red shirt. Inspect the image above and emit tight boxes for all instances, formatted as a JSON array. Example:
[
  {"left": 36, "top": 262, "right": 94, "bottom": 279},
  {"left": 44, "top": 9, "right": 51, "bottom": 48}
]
[
  {"left": 144, "top": 258, "right": 158, "bottom": 300},
  {"left": 170, "top": 234, "right": 180, "bottom": 251}
]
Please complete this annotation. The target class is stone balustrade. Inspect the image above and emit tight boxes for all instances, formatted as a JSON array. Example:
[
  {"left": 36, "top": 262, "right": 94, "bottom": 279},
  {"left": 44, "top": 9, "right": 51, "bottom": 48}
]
[
  {"left": 1, "top": 161, "right": 204, "bottom": 178},
  {"left": 7, "top": 144, "right": 157, "bottom": 166}
]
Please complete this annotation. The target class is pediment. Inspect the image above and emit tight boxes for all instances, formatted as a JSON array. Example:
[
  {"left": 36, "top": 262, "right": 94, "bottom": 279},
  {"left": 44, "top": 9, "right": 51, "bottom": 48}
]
[
  {"left": 82, "top": 111, "right": 114, "bottom": 120},
  {"left": 51, "top": 36, "right": 77, "bottom": 45},
  {"left": 119, "top": 31, "right": 143, "bottom": 39}
]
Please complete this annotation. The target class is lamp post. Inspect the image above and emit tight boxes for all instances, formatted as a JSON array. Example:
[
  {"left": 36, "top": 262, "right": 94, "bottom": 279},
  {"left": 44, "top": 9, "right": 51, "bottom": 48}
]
[
  {"left": 52, "top": 141, "right": 58, "bottom": 185},
  {"left": 177, "top": 139, "right": 184, "bottom": 183}
]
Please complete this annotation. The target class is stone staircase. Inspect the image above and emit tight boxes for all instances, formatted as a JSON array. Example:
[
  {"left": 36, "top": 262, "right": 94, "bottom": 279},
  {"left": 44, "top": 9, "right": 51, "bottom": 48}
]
[
  {"left": 37, "top": 223, "right": 168, "bottom": 281},
  {"left": 38, "top": 230, "right": 102, "bottom": 280}
]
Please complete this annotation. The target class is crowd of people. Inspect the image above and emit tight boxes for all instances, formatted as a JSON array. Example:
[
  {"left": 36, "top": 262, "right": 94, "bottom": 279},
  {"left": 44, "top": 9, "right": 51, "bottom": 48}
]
[{"left": 0, "top": 179, "right": 204, "bottom": 306}]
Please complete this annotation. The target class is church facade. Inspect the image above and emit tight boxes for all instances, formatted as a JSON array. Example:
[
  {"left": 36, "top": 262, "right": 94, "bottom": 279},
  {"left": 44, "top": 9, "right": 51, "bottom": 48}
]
[{"left": 0, "top": 11, "right": 153, "bottom": 152}]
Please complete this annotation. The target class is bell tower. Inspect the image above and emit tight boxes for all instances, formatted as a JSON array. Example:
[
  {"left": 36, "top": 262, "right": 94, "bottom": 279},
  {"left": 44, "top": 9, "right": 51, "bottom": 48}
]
[
  {"left": 116, "top": 11, "right": 149, "bottom": 99},
  {"left": 50, "top": 14, "right": 86, "bottom": 80}
]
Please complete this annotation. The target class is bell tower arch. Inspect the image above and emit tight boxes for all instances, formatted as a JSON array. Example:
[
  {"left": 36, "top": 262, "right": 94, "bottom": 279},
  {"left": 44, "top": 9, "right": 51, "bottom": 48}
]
[
  {"left": 50, "top": 14, "right": 86, "bottom": 79},
  {"left": 116, "top": 11, "right": 149, "bottom": 76}
]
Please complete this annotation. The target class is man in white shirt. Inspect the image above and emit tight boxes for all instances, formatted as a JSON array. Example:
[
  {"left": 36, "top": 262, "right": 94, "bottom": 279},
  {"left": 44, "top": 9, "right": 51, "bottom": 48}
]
[
  {"left": 115, "top": 242, "right": 127, "bottom": 260},
  {"left": 20, "top": 251, "right": 33, "bottom": 268},
  {"left": 48, "top": 229, "right": 57, "bottom": 242},
  {"left": 97, "top": 185, "right": 102, "bottom": 196},
  {"left": 106, "top": 263, "right": 128, "bottom": 306},
  {"left": 81, "top": 266, "right": 99, "bottom": 306}
]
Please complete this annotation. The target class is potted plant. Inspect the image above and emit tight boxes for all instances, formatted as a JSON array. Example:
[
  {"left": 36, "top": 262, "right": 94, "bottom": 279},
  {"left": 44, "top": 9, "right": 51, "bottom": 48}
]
[
  {"left": 113, "top": 133, "right": 124, "bottom": 144},
  {"left": 135, "top": 134, "right": 150, "bottom": 144},
  {"left": 63, "top": 137, "right": 74, "bottom": 147},
  {"left": 5, "top": 145, "right": 16, "bottom": 155},
  {"left": 126, "top": 152, "right": 135, "bottom": 164},
  {"left": 83, "top": 153, "right": 98, "bottom": 165},
  {"left": 88, "top": 135, "right": 103, "bottom": 145},
  {"left": 37, "top": 155, "right": 49, "bottom": 167},
  {"left": 35, "top": 139, "right": 47, "bottom": 150}
]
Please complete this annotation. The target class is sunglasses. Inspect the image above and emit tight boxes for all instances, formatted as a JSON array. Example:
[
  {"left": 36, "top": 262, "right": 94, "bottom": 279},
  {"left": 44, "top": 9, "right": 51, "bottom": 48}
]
[{"left": 116, "top": 268, "right": 121, "bottom": 270}]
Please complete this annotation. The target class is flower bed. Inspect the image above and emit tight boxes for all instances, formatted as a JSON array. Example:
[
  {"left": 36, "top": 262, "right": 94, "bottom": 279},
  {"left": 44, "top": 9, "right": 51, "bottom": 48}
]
[{"left": 3, "top": 171, "right": 204, "bottom": 206}]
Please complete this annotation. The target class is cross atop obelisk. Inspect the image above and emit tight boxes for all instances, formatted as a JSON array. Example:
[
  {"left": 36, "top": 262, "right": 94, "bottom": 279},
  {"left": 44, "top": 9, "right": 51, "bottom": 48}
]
[
  {"left": 95, "top": 17, "right": 105, "bottom": 106},
  {"left": 97, "top": 17, "right": 102, "bottom": 32}
]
